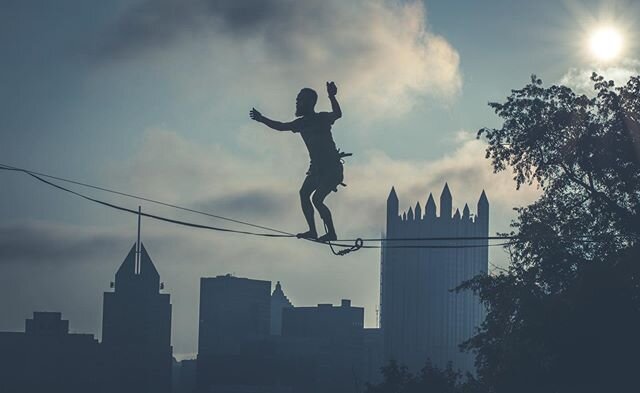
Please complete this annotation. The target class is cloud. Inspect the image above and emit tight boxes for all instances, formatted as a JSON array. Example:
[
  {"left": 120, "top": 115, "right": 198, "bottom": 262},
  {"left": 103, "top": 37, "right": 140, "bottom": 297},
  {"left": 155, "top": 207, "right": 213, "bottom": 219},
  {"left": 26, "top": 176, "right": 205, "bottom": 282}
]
[
  {"left": 336, "top": 135, "right": 541, "bottom": 235},
  {"left": 106, "top": 128, "right": 540, "bottom": 239},
  {"left": 559, "top": 59, "right": 640, "bottom": 95},
  {"left": 96, "top": 0, "right": 461, "bottom": 116},
  {"left": 0, "top": 220, "right": 128, "bottom": 265},
  {"left": 195, "top": 189, "right": 291, "bottom": 219}
]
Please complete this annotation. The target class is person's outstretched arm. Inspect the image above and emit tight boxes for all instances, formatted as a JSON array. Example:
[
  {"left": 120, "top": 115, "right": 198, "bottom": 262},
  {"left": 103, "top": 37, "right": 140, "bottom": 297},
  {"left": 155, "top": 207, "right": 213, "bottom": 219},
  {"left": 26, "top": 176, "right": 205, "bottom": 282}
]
[
  {"left": 326, "top": 81, "right": 342, "bottom": 120},
  {"left": 250, "top": 108, "right": 296, "bottom": 131}
]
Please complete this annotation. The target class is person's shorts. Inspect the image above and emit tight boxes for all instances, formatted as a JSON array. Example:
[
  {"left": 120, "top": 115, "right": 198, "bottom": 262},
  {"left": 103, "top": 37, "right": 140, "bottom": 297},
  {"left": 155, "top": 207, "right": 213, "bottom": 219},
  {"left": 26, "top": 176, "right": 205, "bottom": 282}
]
[{"left": 306, "top": 162, "right": 344, "bottom": 192}]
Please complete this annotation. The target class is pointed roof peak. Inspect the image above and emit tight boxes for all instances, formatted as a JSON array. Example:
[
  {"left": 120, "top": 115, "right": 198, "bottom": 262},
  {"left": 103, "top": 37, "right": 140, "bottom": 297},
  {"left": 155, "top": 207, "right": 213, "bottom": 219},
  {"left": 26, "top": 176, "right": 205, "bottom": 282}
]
[
  {"left": 388, "top": 186, "right": 398, "bottom": 200},
  {"left": 424, "top": 193, "right": 437, "bottom": 217},
  {"left": 441, "top": 182, "right": 451, "bottom": 196},
  {"left": 116, "top": 244, "right": 137, "bottom": 278},
  {"left": 415, "top": 201, "right": 422, "bottom": 209},
  {"left": 453, "top": 208, "right": 461, "bottom": 219},
  {"left": 479, "top": 189, "right": 489, "bottom": 203},
  {"left": 271, "top": 280, "right": 293, "bottom": 307},
  {"left": 139, "top": 243, "right": 160, "bottom": 279}
]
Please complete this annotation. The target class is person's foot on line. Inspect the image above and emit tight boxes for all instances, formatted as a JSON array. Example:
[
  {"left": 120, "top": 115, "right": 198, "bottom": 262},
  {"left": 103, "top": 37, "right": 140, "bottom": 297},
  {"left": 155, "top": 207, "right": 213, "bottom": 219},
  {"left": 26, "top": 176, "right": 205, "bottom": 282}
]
[
  {"left": 296, "top": 230, "right": 317, "bottom": 240},
  {"left": 317, "top": 232, "right": 337, "bottom": 243}
]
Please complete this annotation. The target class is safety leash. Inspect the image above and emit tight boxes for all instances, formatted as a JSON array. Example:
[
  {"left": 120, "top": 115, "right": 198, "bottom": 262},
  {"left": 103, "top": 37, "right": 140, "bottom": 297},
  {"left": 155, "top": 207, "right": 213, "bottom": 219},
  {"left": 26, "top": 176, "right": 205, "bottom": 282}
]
[{"left": 322, "top": 223, "right": 364, "bottom": 256}]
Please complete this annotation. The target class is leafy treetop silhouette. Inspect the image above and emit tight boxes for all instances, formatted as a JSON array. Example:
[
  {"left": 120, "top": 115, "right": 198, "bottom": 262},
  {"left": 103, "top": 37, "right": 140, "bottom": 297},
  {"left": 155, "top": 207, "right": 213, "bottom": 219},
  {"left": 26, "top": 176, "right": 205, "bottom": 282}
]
[{"left": 458, "top": 73, "right": 640, "bottom": 393}]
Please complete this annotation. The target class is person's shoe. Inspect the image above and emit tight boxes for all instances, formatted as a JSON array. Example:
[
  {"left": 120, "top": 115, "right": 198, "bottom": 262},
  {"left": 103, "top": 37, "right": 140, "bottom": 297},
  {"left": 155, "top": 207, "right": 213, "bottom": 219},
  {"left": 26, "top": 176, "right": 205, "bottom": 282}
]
[
  {"left": 317, "top": 232, "right": 337, "bottom": 243},
  {"left": 296, "top": 230, "right": 317, "bottom": 240}
]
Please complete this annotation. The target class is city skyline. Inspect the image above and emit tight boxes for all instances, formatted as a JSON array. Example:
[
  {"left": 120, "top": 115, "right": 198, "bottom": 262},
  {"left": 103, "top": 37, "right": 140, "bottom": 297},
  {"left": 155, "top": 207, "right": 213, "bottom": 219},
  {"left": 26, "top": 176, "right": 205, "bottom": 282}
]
[
  {"left": 0, "top": 183, "right": 489, "bottom": 368},
  {"left": 0, "top": 242, "right": 378, "bottom": 392},
  {"left": 2, "top": 0, "right": 639, "bottom": 359}
]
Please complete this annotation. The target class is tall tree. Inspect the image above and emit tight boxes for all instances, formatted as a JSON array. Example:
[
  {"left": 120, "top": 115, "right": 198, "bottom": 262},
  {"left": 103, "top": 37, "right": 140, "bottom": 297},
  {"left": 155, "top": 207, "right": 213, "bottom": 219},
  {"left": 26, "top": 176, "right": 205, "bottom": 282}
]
[{"left": 460, "top": 74, "right": 640, "bottom": 393}]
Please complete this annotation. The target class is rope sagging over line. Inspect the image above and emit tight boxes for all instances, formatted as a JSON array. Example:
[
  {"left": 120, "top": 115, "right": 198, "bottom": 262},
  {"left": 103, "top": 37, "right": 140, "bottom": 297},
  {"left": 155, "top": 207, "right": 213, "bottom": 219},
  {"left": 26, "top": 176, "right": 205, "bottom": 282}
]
[
  {"left": 0, "top": 162, "right": 293, "bottom": 236},
  {"left": 3, "top": 161, "right": 628, "bottom": 256},
  {"left": 0, "top": 163, "right": 370, "bottom": 254}
]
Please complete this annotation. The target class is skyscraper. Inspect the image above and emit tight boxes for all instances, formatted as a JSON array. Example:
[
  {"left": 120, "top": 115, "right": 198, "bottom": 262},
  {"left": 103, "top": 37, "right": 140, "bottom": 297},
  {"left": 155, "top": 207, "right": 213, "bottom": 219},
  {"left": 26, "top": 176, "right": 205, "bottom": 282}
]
[
  {"left": 198, "top": 275, "right": 271, "bottom": 356},
  {"left": 196, "top": 275, "right": 273, "bottom": 391},
  {"left": 380, "top": 184, "right": 488, "bottom": 373},
  {"left": 270, "top": 281, "right": 293, "bottom": 336},
  {"left": 102, "top": 243, "right": 172, "bottom": 393}
]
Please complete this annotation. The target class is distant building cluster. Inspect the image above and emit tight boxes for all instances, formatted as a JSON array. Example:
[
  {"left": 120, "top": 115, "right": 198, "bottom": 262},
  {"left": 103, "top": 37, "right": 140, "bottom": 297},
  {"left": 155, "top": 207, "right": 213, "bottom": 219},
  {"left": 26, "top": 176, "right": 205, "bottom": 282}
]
[
  {"left": 195, "top": 275, "right": 372, "bottom": 393},
  {"left": 0, "top": 183, "right": 488, "bottom": 393}
]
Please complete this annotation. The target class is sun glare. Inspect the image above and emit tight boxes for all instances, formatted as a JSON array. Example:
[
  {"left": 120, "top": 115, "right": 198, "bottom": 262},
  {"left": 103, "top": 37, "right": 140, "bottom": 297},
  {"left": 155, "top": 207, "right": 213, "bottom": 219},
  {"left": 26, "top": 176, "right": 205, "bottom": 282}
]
[{"left": 589, "top": 27, "right": 623, "bottom": 61}]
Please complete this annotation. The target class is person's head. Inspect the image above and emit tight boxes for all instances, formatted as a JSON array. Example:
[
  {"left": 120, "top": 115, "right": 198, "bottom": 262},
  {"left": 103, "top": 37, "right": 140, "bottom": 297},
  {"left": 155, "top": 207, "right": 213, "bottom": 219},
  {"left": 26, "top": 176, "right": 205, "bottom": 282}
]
[{"left": 295, "top": 88, "right": 317, "bottom": 117}]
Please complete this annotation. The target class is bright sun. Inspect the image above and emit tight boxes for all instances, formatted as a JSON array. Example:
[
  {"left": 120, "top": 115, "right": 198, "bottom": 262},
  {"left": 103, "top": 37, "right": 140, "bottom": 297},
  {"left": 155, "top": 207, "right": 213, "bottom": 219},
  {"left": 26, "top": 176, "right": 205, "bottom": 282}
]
[{"left": 589, "top": 27, "right": 623, "bottom": 61}]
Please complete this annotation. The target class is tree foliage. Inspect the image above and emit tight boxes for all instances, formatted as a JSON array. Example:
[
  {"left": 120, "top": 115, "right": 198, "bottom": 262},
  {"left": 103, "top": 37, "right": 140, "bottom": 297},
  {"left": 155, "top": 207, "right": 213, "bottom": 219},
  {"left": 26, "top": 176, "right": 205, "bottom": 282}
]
[
  {"left": 364, "top": 360, "right": 468, "bottom": 393},
  {"left": 459, "top": 74, "right": 640, "bottom": 393}
]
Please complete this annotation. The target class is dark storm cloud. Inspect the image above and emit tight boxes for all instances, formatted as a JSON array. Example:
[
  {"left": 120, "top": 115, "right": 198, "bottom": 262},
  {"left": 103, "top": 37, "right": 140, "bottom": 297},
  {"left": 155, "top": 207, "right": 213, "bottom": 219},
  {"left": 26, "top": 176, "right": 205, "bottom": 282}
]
[
  {"left": 95, "top": 1, "right": 461, "bottom": 114},
  {"left": 0, "top": 221, "right": 128, "bottom": 265},
  {"left": 195, "top": 189, "right": 292, "bottom": 219},
  {"left": 98, "top": 0, "right": 324, "bottom": 58}
]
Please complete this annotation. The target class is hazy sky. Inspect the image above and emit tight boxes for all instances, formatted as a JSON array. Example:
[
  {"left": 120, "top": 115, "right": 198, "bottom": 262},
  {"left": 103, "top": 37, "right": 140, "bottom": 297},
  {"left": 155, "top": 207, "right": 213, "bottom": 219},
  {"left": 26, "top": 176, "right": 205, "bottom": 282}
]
[{"left": 1, "top": 0, "right": 638, "bottom": 357}]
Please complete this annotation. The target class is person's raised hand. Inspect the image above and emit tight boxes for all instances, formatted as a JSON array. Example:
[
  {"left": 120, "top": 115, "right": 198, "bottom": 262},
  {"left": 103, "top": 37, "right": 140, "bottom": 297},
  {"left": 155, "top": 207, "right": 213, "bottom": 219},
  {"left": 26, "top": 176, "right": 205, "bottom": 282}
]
[
  {"left": 250, "top": 107, "right": 263, "bottom": 122},
  {"left": 326, "top": 81, "right": 338, "bottom": 97}
]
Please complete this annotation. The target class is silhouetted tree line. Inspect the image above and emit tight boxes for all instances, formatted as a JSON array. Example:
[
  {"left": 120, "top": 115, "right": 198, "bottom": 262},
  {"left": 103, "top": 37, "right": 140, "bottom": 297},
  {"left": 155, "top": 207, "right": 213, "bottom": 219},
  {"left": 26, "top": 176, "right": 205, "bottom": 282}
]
[
  {"left": 370, "top": 74, "right": 640, "bottom": 393},
  {"left": 364, "top": 360, "right": 477, "bottom": 393}
]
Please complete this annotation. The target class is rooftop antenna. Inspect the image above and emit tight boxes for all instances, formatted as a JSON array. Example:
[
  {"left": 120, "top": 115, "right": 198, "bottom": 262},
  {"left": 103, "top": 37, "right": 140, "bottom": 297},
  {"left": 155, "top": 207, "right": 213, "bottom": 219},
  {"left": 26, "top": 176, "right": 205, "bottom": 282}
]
[{"left": 136, "top": 205, "right": 142, "bottom": 274}]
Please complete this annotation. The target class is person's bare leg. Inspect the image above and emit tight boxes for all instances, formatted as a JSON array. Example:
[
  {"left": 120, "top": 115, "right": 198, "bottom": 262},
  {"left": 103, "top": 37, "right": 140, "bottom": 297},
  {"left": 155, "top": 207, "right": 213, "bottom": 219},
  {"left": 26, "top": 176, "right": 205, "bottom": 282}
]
[
  {"left": 312, "top": 186, "right": 336, "bottom": 242},
  {"left": 297, "top": 176, "right": 317, "bottom": 239}
]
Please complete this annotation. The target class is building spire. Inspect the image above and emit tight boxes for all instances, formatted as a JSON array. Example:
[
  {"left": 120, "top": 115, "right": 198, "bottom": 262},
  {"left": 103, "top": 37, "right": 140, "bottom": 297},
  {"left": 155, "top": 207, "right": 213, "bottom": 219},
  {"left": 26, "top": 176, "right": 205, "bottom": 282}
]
[
  {"left": 477, "top": 190, "right": 489, "bottom": 233},
  {"left": 271, "top": 281, "right": 293, "bottom": 335},
  {"left": 115, "top": 244, "right": 137, "bottom": 291},
  {"left": 414, "top": 202, "right": 422, "bottom": 221},
  {"left": 271, "top": 281, "right": 292, "bottom": 306},
  {"left": 387, "top": 187, "right": 399, "bottom": 223},
  {"left": 425, "top": 193, "right": 436, "bottom": 219},
  {"left": 477, "top": 190, "right": 489, "bottom": 217},
  {"left": 440, "top": 183, "right": 452, "bottom": 219},
  {"left": 136, "top": 206, "right": 142, "bottom": 274}
]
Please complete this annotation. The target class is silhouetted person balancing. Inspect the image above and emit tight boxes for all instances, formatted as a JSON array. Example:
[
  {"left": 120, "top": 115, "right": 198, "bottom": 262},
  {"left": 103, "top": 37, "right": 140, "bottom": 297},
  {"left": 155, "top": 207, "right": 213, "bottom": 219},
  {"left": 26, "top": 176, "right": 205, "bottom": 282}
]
[{"left": 250, "top": 82, "right": 349, "bottom": 242}]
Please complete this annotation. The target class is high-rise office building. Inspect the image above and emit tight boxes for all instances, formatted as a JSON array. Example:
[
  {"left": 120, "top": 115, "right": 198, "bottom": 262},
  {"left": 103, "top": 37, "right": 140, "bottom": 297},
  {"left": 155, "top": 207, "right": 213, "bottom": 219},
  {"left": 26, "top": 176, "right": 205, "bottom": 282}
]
[
  {"left": 197, "top": 275, "right": 273, "bottom": 391},
  {"left": 381, "top": 184, "right": 488, "bottom": 373},
  {"left": 198, "top": 275, "right": 271, "bottom": 356},
  {"left": 102, "top": 243, "right": 172, "bottom": 393}
]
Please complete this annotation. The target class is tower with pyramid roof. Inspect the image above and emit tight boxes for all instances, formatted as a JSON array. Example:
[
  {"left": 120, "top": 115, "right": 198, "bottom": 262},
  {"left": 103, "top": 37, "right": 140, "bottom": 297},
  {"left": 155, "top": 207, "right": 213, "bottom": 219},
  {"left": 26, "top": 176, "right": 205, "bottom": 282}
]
[
  {"left": 102, "top": 224, "right": 172, "bottom": 393},
  {"left": 380, "top": 183, "right": 488, "bottom": 373},
  {"left": 270, "top": 281, "right": 293, "bottom": 335}
]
